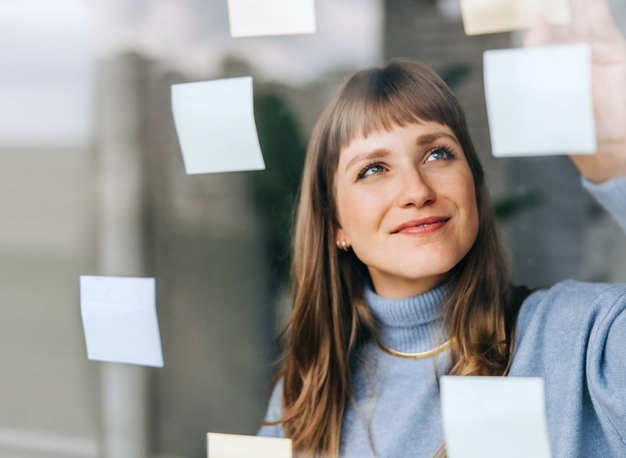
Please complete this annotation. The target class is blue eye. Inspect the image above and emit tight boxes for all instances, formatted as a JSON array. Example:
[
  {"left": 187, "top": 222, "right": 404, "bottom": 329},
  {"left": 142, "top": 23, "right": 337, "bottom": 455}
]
[
  {"left": 358, "top": 162, "right": 385, "bottom": 179},
  {"left": 425, "top": 146, "right": 456, "bottom": 162}
]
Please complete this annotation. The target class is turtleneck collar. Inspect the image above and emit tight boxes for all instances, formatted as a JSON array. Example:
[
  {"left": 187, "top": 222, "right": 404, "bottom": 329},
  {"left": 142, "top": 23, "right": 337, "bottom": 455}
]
[{"left": 364, "top": 280, "right": 453, "bottom": 353}]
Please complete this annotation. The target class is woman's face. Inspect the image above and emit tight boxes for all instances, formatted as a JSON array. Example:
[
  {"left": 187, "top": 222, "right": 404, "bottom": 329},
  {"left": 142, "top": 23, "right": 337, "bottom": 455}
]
[{"left": 335, "top": 121, "right": 479, "bottom": 299}]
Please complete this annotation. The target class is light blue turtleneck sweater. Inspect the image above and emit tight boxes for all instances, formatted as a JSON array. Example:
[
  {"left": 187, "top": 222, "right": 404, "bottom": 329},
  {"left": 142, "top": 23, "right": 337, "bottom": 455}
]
[{"left": 258, "top": 177, "right": 626, "bottom": 458}]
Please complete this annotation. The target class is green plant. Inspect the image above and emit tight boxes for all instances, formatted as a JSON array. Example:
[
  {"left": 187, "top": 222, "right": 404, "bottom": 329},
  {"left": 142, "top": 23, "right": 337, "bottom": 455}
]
[{"left": 252, "top": 92, "right": 307, "bottom": 289}]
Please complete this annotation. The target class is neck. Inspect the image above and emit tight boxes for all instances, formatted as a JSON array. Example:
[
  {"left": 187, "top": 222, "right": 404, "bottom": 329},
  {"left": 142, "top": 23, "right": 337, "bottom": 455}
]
[{"left": 364, "top": 279, "right": 453, "bottom": 353}]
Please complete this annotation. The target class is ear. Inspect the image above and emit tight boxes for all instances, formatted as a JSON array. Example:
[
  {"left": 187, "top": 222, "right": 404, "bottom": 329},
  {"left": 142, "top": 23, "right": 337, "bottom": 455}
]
[{"left": 335, "top": 226, "right": 348, "bottom": 245}]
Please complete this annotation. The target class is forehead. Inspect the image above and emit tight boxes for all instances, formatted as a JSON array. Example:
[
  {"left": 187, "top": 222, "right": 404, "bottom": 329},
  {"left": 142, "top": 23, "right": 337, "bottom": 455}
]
[{"left": 339, "top": 121, "right": 459, "bottom": 160}]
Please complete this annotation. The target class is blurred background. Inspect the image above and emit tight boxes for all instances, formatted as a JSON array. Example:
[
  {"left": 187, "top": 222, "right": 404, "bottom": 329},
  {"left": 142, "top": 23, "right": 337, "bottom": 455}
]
[{"left": 0, "top": 0, "right": 625, "bottom": 457}]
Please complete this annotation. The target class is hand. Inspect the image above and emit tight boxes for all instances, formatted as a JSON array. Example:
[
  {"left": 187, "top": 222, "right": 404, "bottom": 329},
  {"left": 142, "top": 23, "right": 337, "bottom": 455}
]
[{"left": 524, "top": 0, "right": 626, "bottom": 183}]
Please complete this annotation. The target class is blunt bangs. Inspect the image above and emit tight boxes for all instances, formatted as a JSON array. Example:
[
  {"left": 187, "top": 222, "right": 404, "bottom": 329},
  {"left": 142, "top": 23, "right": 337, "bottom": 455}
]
[{"left": 325, "top": 59, "right": 468, "bottom": 153}]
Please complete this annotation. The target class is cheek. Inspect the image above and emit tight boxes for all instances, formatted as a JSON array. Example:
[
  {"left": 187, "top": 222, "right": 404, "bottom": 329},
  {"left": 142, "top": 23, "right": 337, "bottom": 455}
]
[
  {"left": 461, "top": 183, "right": 480, "bottom": 247},
  {"left": 336, "top": 186, "right": 386, "bottom": 237},
  {"left": 335, "top": 187, "right": 351, "bottom": 229},
  {"left": 466, "top": 201, "right": 480, "bottom": 248},
  {"left": 445, "top": 169, "right": 479, "bottom": 244}
]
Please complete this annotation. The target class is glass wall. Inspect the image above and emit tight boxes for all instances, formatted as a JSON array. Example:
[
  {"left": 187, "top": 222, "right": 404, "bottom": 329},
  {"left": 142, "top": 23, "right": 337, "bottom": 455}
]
[{"left": 1, "top": 1, "right": 624, "bottom": 457}]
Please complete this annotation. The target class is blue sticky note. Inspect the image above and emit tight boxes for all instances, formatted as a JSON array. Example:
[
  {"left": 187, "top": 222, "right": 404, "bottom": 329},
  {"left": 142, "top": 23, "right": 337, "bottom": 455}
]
[
  {"left": 80, "top": 275, "right": 163, "bottom": 367},
  {"left": 172, "top": 77, "right": 265, "bottom": 175},
  {"left": 484, "top": 43, "right": 596, "bottom": 157}
]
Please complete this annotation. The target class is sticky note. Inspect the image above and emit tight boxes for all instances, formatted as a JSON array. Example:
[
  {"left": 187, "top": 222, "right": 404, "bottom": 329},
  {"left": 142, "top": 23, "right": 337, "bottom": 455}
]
[
  {"left": 227, "top": 0, "right": 316, "bottom": 37},
  {"left": 207, "top": 433, "right": 292, "bottom": 458},
  {"left": 171, "top": 77, "right": 265, "bottom": 175},
  {"left": 80, "top": 276, "right": 163, "bottom": 367},
  {"left": 484, "top": 43, "right": 596, "bottom": 157},
  {"left": 441, "top": 377, "right": 552, "bottom": 458},
  {"left": 461, "top": 0, "right": 570, "bottom": 35}
]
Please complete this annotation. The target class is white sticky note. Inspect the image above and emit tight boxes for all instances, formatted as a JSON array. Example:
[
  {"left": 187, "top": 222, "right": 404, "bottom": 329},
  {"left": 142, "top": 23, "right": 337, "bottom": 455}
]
[
  {"left": 441, "top": 376, "right": 552, "bottom": 458},
  {"left": 461, "top": 0, "right": 570, "bottom": 35},
  {"left": 80, "top": 275, "right": 163, "bottom": 367},
  {"left": 227, "top": 0, "right": 316, "bottom": 37},
  {"left": 484, "top": 43, "right": 596, "bottom": 157},
  {"left": 171, "top": 77, "right": 266, "bottom": 175},
  {"left": 207, "top": 433, "right": 292, "bottom": 458}
]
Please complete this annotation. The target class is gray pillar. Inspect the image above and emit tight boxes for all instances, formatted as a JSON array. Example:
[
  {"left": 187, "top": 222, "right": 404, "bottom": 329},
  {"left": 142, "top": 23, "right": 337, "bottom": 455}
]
[
  {"left": 96, "top": 53, "right": 149, "bottom": 458},
  {"left": 100, "top": 366, "right": 148, "bottom": 458}
]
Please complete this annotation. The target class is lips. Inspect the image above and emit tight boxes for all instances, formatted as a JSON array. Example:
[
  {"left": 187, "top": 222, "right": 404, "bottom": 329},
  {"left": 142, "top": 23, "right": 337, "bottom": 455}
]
[{"left": 391, "top": 216, "right": 451, "bottom": 234}]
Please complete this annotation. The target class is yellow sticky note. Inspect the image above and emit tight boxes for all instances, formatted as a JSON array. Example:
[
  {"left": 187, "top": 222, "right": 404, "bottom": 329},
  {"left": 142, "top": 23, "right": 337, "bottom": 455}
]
[
  {"left": 207, "top": 433, "right": 292, "bottom": 458},
  {"left": 461, "top": 0, "right": 570, "bottom": 35}
]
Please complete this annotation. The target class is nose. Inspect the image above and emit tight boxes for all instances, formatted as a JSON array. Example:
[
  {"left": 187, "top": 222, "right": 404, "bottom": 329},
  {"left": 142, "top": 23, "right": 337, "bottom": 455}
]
[{"left": 396, "top": 165, "right": 436, "bottom": 208}]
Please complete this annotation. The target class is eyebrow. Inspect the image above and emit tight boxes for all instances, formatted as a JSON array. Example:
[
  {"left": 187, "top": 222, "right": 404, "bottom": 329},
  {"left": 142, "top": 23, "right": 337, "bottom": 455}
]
[
  {"left": 416, "top": 131, "right": 459, "bottom": 146},
  {"left": 344, "top": 131, "right": 460, "bottom": 173},
  {"left": 345, "top": 149, "right": 390, "bottom": 174}
]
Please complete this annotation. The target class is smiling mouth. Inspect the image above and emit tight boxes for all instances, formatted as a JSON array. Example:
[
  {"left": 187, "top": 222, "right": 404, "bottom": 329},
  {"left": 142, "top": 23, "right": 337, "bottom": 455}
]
[{"left": 392, "top": 217, "right": 451, "bottom": 235}]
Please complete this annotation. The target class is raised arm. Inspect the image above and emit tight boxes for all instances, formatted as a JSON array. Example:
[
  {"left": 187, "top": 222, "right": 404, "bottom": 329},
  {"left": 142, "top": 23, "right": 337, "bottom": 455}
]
[
  {"left": 586, "top": 284, "right": 626, "bottom": 452},
  {"left": 525, "top": 0, "right": 626, "bottom": 183},
  {"left": 583, "top": 176, "right": 626, "bottom": 232}
]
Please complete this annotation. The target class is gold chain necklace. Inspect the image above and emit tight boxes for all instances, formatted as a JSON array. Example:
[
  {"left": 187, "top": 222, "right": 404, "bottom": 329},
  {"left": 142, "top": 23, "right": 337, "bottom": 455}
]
[{"left": 376, "top": 339, "right": 452, "bottom": 360}]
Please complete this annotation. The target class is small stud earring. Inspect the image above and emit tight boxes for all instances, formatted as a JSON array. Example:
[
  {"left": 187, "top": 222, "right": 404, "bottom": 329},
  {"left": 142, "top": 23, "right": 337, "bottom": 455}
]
[{"left": 341, "top": 240, "right": 349, "bottom": 251}]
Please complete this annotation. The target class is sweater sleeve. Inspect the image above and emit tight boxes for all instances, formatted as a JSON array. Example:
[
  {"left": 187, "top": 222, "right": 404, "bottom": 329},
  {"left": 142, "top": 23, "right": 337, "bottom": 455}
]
[
  {"left": 582, "top": 176, "right": 626, "bottom": 233},
  {"left": 257, "top": 379, "right": 285, "bottom": 438},
  {"left": 587, "top": 285, "right": 626, "bottom": 450}
]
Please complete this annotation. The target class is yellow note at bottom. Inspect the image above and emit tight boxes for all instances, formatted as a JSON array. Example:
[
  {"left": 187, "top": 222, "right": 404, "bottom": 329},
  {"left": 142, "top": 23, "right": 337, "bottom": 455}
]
[{"left": 207, "top": 433, "right": 292, "bottom": 458}]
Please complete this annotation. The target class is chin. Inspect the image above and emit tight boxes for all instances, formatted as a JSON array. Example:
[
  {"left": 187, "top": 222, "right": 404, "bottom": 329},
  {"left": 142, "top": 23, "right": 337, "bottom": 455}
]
[
  {"left": 395, "top": 246, "right": 466, "bottom": 280},
  {"left": 396, "top": 265, "right": 455, "bottom": 283},
  {"left": 356, "top": 240, "right": 472, "bottom": 286}
]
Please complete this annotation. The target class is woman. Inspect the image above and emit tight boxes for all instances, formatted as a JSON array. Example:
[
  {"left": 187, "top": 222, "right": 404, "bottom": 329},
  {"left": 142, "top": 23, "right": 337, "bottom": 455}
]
[{"left": 258, "top": 0, "right": 626, "bottom": 457}]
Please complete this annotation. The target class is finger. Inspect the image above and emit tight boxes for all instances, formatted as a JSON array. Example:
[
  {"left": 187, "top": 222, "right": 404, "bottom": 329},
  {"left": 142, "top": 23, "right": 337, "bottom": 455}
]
[
  {"left": 541, "top": 0, "right": 590, "bottom": 43},
  {"left": 568, "top": 0, "right": 591, "bottom": 40},
  {"left": 587, "top": 0, "right": 625, "bottom": 43},
  {"left": 524, "top": 0, "right": 590, "bottom": 47},
  {"left": 524, "top": 11, "right": 551, "bottom": 48}
]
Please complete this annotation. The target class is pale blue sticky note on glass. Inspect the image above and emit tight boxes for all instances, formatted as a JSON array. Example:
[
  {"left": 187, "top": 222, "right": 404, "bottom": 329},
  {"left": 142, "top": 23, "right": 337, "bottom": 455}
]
[
  {"left": 441, "top": 376, "right": 552, "bottom": 458},
  {"left": 80, "top": 275, "right": 163, "bottom": 367},
  {"left": 227, "top": 0, "right": 316, "bottom": 38},
  {"left": 484, "top": 43, "right": 596, "bottom": 157},
  {"left": 171, "top": 77, "right": 265, "bottom": 175}
]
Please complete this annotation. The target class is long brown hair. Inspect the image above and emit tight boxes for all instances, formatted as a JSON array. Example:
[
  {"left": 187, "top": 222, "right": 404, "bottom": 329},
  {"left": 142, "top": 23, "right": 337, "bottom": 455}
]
[{"left": 265, "top": 59, "right": 516, "bottom": 457}]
